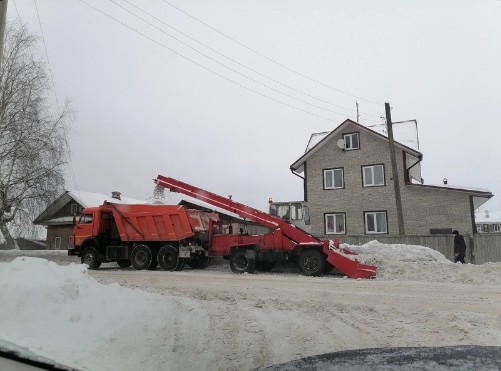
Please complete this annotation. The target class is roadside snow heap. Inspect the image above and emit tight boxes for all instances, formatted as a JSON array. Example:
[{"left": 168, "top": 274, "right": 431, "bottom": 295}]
[{"left": 344, "top": 240, "right": 501, "bottom": 284}]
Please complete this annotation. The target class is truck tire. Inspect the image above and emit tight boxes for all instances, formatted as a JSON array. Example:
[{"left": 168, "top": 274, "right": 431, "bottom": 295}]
[
  {"left": 131, "top": 244, "right": 152, "bottom": 270},
  {"left": 117, "top": 259, "right": 131, "bottom": 268},
  {"left": 157, "top": 245, "right": 179, "bottom": 271},
  {"left": 187, "top": 255, "right": 210, "bottom": 269},
  {"left": 82, "top": 246, "right": 101, "bottom": 270},
  {"left": 298, "top": 249, "right": 326, "bottom": 276},
  {"left": 175, "top": 258, "right": 187, "bottom": 271},
  {"left": 230, "top": 249, "right": 256, "bottom": 274}
]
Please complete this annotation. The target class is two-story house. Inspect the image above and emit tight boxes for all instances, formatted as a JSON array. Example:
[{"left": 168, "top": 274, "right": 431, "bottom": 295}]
[{"left": 290, "top": 119, "right": 493, "bottom": 238}]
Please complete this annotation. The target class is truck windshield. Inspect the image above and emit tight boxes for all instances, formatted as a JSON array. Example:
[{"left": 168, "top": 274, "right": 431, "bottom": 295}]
[{"left": 79, "top": 213, "right": 93, "bottom": 224}]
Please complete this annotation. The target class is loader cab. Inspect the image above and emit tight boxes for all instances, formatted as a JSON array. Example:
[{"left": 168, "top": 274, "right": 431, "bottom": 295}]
[{"left": 269, "top": 201, "right": 311, "bottom": 233}]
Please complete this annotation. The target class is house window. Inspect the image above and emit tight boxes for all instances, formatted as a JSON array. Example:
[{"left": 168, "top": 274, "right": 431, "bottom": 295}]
[
  {"left": 70, "top": 203, "right": 78, "bottom": 215},
  {"left": 324, "top": 168, "right": 344, "bottom": 189},
  {"left": 325, "top": 213, "right": 346, "bottom": 235},
  {"left": 365, "top": 211, "right": 387, "bottom": 234},
  {"left": 343, "top": 133, "right": 359, "bottom": 150},
  {"left": 363, "top": 165, "right": 385, "bottom": 187},
  {"left": 484, "top": 224, "right": 488, "bottom": 232},
  {"left": 494, "top": 225, "right": 501, "bottom": 232},
  {"left": 54, "top": 237, "right": 61, "bottom": 250},
  {"left": 476, "top": 224, "right": 482, "bottom": 233}
]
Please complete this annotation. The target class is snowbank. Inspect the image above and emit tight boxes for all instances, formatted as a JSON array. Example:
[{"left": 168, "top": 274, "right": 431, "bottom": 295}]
[
  {"left": 343, "top": 240, "right": 501, "bottom": 284},
  {"left": 0, "top": 257, "right": 205, "bottom": 370}
]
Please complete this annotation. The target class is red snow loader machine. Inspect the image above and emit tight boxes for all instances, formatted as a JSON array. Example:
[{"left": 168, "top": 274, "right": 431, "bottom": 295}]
[{"left": 153, "top": 175, "right": 376, "bottom": 279}]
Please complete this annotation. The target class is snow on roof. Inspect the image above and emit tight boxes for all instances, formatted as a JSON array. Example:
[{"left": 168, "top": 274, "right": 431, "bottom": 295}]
[
  {"left": 305, "top": 131, "right": 329, "bottom": 152},
  {"left": 68, "top": 190, "right": 147, "bottom": 208},
  {"left": 425, "top": 184, "right": 492, "bottom": 194},
  {"left": 304, "top": 120, "right": 420, "bottom": 154},
  {"left": 475, "top": 210, "right": 501, "bottom": 223}
]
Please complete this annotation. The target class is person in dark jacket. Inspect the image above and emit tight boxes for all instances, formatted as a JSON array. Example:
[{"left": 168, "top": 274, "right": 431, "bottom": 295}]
[{"left": 453, "top": 230, "right": 467, "bottom": 264}]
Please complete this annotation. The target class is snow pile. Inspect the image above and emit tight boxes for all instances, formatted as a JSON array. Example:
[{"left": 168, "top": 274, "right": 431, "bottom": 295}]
[
  {"left": 0, "top": 257, "right": 205, "bottom": 371},
  {"left": 343, "top": 240, "right": 501, "bottom": 284}
]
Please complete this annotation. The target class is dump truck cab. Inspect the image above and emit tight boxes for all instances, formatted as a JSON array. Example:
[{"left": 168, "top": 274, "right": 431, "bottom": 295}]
[
  {"left": 70, "top": 205, "right": 116, "bottom": 257},
  {"left": 269, "top": 201, "right": 311, "bottom": 233}
]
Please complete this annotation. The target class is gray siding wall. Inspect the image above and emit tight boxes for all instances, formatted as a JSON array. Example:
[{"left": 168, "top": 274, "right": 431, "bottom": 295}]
[{"left": 306, "top": 123, "right": 474, "bottom": 238}]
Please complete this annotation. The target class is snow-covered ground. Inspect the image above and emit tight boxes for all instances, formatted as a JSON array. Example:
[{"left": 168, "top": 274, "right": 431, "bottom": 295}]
[{"left": 0, "top": 242, "right": 500, "bottom": 370}]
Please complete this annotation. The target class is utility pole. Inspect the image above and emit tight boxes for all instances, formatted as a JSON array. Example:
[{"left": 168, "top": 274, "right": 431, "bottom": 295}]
[
  {"left": 0, "top": 0, "right": 7, "bottom": 69},
  {"left": 385, "top": 102, "right": 405, "bottom": 235},
  {"left": 356, "top": 101, "right": 359, "bottom": 123}
]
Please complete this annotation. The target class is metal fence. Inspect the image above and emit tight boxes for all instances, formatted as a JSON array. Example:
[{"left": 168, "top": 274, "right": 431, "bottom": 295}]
[{"left": 341, "top": 234, "right": 501, "bottom": 264}]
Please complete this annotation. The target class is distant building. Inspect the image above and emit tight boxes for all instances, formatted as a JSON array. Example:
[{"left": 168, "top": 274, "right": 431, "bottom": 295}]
[{"left": 475, "top": 210, "right": 501, "bottom": 234}]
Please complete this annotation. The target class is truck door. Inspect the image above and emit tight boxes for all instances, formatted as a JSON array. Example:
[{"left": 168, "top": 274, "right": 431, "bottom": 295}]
[{"left": 74, "top": 212, "right": 95, "bottom": 247}]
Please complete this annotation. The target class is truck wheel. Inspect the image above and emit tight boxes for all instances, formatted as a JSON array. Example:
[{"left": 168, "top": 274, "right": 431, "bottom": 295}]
[
  {"left": 175, "top": 258, "right": 187, "bottom": 271},
  {"left": 131, "top": 244, "right": 152, "bottom": 270},
  {"left": 117, "top": 259, "right": 131, "bottom": 268},
  {"left": 298, "top": 249, "right": 326, "bottom": 276},
  {"left": 230, "top": 249, "right": 256, "bottom": 274},
  {"left": 255, "top": 260, "right": 276, "bottom": 272},
  {"left": 187, "top": 255, "right": 210, "bottom": 269},
  {"left": 157, "top": 245, "right": 179, "bottom": 271},
  {"left": 82, "top": 246, "right": 101, "bottom": 270}
]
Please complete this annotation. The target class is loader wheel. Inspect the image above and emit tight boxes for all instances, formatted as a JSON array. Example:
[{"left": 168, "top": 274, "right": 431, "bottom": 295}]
[
  {"left": 255, "top": 260, "right": 276, "bottom": 272},
  {"left": 157, "top": 245, "right": 179, "bottom": 271},
  {"left": 117, "top": 259, "right": 131, "bottom": 268},
  {"left": 298, "top": 249, "right": 326, "bottom": 276},
  {"left": 82, "top": 246, "right": 101, "bottom": 270},
  {"left": 187, "top": 255, "right": 211, "bottom": 269},
  {"left": 230, "top": 249, "right": 256, "bottom": 274},
  {"left": 131, "top": 244, "right": 152, "bottom": 270}
]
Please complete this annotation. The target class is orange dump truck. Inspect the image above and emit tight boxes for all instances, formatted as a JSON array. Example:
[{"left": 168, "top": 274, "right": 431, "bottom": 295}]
[{"left": 69, "top": 202, "right": 218, "bottom": 270}]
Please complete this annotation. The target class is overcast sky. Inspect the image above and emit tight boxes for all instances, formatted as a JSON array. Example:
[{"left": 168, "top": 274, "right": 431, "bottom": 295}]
[{"left": 6, "top": 0, "right": 501, "bottom": 211}]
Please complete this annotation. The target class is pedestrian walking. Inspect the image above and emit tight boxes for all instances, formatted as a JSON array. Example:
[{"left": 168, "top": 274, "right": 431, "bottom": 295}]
[{"left": 453, "top": 230, "right": 466, "bottom": 264}]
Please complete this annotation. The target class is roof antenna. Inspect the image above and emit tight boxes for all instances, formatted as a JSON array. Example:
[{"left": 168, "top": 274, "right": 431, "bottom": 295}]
[{"left": 356, "top": 101, "right": 360, "bottom": 123}]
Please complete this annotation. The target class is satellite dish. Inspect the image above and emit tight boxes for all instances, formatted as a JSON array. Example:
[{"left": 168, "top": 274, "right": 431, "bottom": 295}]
[{"left": 336, "top": 139, "right": 346, "bottom": 149}]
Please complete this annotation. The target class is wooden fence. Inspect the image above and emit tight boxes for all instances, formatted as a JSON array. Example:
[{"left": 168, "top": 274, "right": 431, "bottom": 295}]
[{"left": 341, "top": 234, "right": 501, "bottom": 264}]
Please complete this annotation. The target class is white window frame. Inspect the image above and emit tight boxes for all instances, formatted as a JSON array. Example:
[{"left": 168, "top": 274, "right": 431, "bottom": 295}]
[
  {"left": 365, "top": 211, "right": 388, "bottom": 234},
  {"left": 343, "top": 133, "right": 359, "bottom": 150},
  {"left": 476, "top": 224, "right": 482, "bottom": 233},
  {"left": 323, "top": 168, "right": 344, "bottom": 189},
  {"left": 363, "top": 164, "right": 385, "bottom": 187},
  {"left": 70, "top": 203, "right": 78, "bottom": 215},
  {"left": 54, "top": 236, "right": 61, "bottom": 250},
  {"left": 325, "top": 213, "right": 346, "bottom": 235},
  {"left": 494, "top": 225, "right": 501, "bottom": 232}
]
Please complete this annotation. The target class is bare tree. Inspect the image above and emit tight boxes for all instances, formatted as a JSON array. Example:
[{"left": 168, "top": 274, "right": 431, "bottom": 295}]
[{"left": 0, "top": 23, "right": 72, "bottom": 249}]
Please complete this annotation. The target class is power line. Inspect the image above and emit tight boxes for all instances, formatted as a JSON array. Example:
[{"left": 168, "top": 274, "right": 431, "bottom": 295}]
[
  {"left": 161, "top": 0, "right": 382, "bottom": 106},
  {"left": 120, "top": 0, "right": 381, "bottom": 120},
  {"left": 12, "top": 0, "right": 21, "bottom": 20},
  {"left": 78, "top": 0, "right": 343, "bottom": 123},
  {"left": 107, "top": 0, "right": 371, "bottom": 120},
  {"left": 33, "top": 0, "right": 59, "bottom": 109}
]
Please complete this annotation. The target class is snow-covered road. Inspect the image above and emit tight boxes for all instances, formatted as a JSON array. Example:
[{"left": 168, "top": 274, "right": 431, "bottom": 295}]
[{"left": 1, "top": 247, "right": 500, "bottom": 370}]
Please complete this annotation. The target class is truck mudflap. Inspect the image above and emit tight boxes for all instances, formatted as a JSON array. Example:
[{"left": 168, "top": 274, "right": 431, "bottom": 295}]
[{"left": 322, "top": 240, "right": 377, "bottom": 279}]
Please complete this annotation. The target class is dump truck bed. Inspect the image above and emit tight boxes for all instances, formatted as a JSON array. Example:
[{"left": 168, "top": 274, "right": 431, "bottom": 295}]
[{"left": 107, "top": 203, "right": 217, "bottom": 242}]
